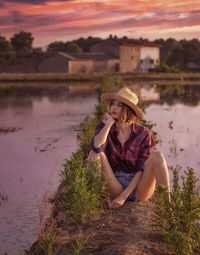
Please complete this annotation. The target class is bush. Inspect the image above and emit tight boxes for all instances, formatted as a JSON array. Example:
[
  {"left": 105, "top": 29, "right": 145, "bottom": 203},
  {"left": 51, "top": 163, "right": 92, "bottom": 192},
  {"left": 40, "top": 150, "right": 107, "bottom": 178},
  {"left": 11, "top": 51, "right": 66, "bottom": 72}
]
[
  {"left": 152, "top": 166, "right": 200, "bottom": 255},
  {"left": 60, "top": 150, "right": 107, "bottom": 223},
  {"left": 154, "top": 62, "right": 180, "bottom": 73}
]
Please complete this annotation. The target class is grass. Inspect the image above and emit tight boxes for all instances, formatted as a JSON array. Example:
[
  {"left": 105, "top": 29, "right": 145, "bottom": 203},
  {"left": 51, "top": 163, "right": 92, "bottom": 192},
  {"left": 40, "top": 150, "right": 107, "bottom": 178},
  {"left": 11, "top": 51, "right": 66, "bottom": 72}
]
[
  {"left": 60, "top": 150, "right": 107, "bottom": 223},
  {"left": 71, "top": 234, "right": 87, "bottom": 255},
  {"left": 0, "top": 192, "right": 8, "bottom": 205},
  {"left": 152, "top": 166, "right": 200, "bottom": 255},
  {"left": 1, "top": 72, "right": 200, "bottom": 83},
  {"left": 39, "top": 231, "right": 60, "bottom": 255}
]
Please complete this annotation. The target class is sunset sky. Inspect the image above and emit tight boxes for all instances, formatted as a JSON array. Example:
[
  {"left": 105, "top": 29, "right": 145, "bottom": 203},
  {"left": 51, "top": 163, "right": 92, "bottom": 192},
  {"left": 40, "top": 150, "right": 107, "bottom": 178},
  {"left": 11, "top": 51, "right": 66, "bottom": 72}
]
[{"left": 0, "top": 0, "right": 200, "bottom": 48}]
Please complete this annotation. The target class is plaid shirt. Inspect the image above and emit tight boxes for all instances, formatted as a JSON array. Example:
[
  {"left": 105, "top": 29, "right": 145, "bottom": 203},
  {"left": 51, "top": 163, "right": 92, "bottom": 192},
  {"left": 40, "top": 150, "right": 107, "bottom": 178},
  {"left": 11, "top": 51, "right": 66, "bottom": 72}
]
[{"left": 90, "top": 122, "right": 155, "bottom": 173}]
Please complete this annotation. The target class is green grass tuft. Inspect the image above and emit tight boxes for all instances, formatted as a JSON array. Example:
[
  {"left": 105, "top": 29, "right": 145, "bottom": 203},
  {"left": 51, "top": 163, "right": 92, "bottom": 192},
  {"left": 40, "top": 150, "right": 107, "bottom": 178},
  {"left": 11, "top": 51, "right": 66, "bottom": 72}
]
[
  {"left": 152, "top": 166, "right": 200, "bottom": 255},
  {"left": 60, "top": 150, "right": 107, "bottom": 223}
]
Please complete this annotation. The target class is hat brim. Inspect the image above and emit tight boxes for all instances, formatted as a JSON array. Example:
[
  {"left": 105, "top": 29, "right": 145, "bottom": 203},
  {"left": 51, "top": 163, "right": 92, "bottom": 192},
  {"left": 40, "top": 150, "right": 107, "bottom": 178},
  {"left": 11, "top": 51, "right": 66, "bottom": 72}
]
[{"left": 102, "top": 93, "right": 144, "bottom": 120}]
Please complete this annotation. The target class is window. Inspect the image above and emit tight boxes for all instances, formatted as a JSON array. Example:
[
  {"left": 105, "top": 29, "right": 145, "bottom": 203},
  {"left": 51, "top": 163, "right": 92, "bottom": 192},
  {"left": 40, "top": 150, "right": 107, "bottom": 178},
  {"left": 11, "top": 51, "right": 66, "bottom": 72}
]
[
  {"left": 131, "top": 56, "right": 134, "bottom": 60},
  {"left": 140, "top": 59, "right": 143, "bottom": 63}
]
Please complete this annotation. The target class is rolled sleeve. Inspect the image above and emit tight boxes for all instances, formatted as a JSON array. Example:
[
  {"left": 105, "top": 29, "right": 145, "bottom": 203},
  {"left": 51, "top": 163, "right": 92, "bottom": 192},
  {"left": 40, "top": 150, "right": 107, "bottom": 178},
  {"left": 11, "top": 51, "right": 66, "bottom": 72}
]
[
  {"left": 90, "top": 122, "right": 107, "bottom": 153},
  {"left": 135, "top": 132, "right": 155, "bottom": 172},
  {"left": 90, "top": 137, "right": 106, "bottom": 153}
]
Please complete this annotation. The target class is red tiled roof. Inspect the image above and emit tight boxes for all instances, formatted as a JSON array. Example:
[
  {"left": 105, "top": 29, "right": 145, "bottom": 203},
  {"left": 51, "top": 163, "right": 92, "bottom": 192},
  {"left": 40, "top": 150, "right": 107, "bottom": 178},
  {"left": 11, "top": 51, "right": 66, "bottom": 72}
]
[
  {"left": 108, "top": 38, "right": 161, "bottom": 48},
  {"left": 59, "top": 52, "right": 116, "bottom": 60}
]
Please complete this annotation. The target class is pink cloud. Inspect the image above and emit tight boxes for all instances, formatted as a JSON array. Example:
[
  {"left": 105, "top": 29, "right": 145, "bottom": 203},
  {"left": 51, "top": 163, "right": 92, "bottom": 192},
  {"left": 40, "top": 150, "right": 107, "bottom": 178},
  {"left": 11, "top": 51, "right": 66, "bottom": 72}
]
[{"left": 0, "top": 0, "right": 199, "bottom": 46}]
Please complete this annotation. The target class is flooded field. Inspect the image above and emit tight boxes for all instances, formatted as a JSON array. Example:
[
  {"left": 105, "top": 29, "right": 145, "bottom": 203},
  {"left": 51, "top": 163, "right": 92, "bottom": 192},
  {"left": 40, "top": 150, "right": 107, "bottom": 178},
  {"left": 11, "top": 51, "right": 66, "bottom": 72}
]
[{"left": 0, "top": 83, "right": 200, "bottom": 254}]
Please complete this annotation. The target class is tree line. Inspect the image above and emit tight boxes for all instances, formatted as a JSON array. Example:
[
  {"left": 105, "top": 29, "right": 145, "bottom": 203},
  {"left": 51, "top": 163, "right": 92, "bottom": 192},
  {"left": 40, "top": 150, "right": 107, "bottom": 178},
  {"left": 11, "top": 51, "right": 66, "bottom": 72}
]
[{"left": 1, "top": 31, "right": 200, "bottom": 71}]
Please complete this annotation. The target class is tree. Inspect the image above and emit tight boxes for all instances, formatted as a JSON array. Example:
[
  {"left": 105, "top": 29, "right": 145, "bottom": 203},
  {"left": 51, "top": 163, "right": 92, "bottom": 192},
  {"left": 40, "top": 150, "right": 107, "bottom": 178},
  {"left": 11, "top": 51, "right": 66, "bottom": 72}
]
[
  {"left": 73, "top": 36, "right": 102, "bottom": 52},
  {"left": 47, "top": 41, "right": 66, "bottom": 52},
  {"left": 0, "top": 36, "right": 16, "bottom": 65},
  {"left": 33, "top": 47, "right": 42, "bottom": 53},
  {"left": 10, "top": 31, "right": 34, "bottom": 52},
  {"left": 47, "top": 41, "right": 82, "bottom": 53},
  {"left": 65, "top": 42, "right": 82, "bottom": 52}
]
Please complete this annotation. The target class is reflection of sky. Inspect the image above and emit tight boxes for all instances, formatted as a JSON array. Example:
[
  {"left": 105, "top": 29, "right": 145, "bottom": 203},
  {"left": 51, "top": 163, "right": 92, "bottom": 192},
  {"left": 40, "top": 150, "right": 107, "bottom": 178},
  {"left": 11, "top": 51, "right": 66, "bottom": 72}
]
[
  {"left": 0, "top": 92, "right": 98, "bottom": 255},
  {"left": 145, "top": 102, "right": 200, "bottom": 181},
  {"left": 0, "top": 84, "right": 200, "bottom": 254}
]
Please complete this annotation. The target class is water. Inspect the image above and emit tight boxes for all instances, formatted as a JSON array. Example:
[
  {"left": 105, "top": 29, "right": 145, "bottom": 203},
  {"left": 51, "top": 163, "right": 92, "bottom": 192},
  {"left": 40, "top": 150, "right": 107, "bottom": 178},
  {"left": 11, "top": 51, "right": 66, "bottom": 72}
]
[
  {"left": 0, "top": 83, "right": 200, "bottom": 254},
  {"left": 0, "top": 85, "right": 98, "bottom": 254},
  {"left": 142, "top": 84, "right": 200, "bottom": 178}
]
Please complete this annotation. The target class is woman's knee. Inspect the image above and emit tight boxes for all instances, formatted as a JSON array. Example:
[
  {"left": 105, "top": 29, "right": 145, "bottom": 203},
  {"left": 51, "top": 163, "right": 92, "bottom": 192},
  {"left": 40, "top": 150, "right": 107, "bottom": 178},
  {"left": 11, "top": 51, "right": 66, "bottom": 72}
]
[
  {"left": 88, "top": 150, "right": 105, "bottom": 161},
  {"left": 149, "top": 151, "right": 166, "bottom": 166}
]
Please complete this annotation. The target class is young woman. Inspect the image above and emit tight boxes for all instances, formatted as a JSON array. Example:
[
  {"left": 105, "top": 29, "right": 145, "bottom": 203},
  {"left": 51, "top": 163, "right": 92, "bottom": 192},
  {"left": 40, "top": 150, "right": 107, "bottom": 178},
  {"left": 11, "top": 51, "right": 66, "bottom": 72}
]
[{"left": 88, "top": 87, "right": 170, "bottom": 209}]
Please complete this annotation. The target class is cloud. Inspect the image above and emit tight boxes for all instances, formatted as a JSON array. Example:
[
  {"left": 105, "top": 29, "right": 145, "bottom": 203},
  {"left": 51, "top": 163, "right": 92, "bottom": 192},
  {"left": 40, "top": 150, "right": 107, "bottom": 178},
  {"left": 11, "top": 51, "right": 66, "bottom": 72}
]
[
  {"left": 2, "top": 0, "right": 72, "bottom": 4},
  {"left": 0, "top": 0, "right": 4, "bottom": 7},
  {"left": 0, "top": 0, "right": 200, "bottom": 46},
  {"left": 11, "top": 10, "right": 25, "bottom": 23}
]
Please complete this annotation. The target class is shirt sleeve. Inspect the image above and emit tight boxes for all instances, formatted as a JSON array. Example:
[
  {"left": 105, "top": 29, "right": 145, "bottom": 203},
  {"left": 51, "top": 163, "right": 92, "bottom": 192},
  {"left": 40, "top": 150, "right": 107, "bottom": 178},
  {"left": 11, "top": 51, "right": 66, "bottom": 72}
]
[
  {"left": 90, "top": 122, "right": 107, "bottom": 153},
  {"left": 135, "top": 131, "right": 155, "bottom": 172}
]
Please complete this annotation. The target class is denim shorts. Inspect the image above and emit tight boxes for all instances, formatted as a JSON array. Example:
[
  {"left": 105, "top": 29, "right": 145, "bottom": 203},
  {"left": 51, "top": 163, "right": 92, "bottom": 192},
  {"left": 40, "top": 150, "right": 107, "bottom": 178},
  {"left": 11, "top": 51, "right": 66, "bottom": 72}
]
[{"left": 114, "top": 171, "right": 137, "bottom": 202}]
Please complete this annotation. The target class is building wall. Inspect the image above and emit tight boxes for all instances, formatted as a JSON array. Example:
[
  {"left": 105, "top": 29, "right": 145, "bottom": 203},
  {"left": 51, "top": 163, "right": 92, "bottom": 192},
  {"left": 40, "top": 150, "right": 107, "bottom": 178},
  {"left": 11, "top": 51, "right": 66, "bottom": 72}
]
[
  {"left": 93, "top": 60, "right": 108, "bottom": 72},
  {"left": 38, "top": 54, "right": 69, "bottom": 73},
  {"left": 119, "top": 45, "right": 140, "bottom": 73},
  {"left": 68, "top": 60, "right": 93, "bottom": 73},
  {"left": 90, "top": 40, "right": 119, "bottom": 58},
  {"left": 107, "top": 59, "right": 120, "bottom": 73},
  {"left": 93, "top": 59, "right": 120, "bottom": 73},
  {"left": 69, "top": 59, "right": 119, "bottom": 73},
  {"left": 139, "top": 46, "right": 160, "bottom": 73}
]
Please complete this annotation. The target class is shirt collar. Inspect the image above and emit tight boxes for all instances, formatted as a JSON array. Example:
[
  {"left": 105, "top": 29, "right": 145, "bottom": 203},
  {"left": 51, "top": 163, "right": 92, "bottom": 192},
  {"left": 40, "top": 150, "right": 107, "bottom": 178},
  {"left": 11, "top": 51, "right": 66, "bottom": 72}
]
[{"left": 110, "top": 123, "right": 137, "bottom": 136}]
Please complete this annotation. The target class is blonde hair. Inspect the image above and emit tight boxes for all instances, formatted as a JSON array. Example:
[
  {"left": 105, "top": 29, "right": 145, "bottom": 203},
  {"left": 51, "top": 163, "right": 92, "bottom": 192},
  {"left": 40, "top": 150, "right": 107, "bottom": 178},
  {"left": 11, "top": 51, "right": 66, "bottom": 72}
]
[{"left": 118, "top": 103, "right": 136, "bottom": 124}]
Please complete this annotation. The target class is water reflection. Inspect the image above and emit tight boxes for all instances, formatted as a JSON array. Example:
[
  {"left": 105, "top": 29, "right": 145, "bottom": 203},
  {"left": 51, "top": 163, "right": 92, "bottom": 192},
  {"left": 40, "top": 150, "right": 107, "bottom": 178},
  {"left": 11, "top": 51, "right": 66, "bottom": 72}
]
[
  {"left": 0, "top": 83, "right": 199, "bottom": 254},
  {"left": 0, "top": 86, "right": 98, "bottom": 255},
  {"left": 141, "top": 84, "right": 200, "bottom": 180},
  {"left": 156, "top": 84, "right": 200, "bottom": 106}
]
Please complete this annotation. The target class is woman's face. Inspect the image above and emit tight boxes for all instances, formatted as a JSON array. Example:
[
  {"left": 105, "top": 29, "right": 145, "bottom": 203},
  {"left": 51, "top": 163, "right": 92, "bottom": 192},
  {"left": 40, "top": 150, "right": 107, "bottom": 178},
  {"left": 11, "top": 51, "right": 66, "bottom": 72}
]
[{"left": 110, "top": 99, "right": 123, "bottom": 119}]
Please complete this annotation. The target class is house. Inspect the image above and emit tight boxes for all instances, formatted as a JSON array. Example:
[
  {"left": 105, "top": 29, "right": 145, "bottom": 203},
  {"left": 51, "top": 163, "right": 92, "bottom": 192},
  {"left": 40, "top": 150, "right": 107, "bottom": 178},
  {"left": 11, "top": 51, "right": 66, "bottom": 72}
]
[
  {"left": 90, "top": 38, "right": 161, "bottom": 73},
  {"left": 0, "top": 51, "right": 53, "bottom": 73},
  {"left": 0, "top": 38, "right": 160, "bottom": 74},
  {"left": 38, "top": 52, "right": 119, "bottom": 73}
]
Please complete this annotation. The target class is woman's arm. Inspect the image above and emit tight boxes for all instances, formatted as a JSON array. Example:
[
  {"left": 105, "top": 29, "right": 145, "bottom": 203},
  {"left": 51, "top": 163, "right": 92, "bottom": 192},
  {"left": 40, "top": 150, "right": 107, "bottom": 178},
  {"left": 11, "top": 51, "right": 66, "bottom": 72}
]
[
  {"left": 110, "top": 171, "right": 143, "bottom": 209},
  {"left": 94, "top": 113, "right": 115, "bottom": 148}
]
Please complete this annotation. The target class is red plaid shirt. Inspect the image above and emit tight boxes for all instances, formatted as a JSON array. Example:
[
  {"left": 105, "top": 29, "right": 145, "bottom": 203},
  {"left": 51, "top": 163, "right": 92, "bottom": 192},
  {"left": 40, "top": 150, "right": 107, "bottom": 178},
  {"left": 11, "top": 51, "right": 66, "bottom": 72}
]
[{"left": 90, "top": 122, "right": 155, "bottom": 173}]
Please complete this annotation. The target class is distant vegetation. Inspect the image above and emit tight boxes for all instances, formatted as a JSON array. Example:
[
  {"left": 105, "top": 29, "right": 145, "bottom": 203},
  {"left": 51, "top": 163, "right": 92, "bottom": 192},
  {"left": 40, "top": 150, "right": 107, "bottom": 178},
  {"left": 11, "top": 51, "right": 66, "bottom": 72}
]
[
  {"left": 154, "top": 38, "right": 200, "bottom": 71},
  {"left": 1, "top": 31, "right": 200, "bottom": 71}
]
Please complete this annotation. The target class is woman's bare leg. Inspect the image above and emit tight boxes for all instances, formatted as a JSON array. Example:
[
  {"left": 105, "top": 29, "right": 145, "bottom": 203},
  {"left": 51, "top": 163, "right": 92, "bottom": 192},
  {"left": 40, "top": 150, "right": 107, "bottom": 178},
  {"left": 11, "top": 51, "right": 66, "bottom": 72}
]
[
  {"left": 88, "top": 150, "right": 122, "bottom": 199},
  {"left": 136, "top": 151, "right": 170, "bottom": 201}
]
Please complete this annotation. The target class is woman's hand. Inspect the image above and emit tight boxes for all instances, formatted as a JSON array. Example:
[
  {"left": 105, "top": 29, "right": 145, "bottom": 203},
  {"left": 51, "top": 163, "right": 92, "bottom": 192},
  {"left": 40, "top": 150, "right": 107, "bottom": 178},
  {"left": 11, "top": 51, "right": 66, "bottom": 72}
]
[
  {"left": 109, "top": 193, "right": 127, "bottom": 209},
  {"left": 102, "top": 112, "right": 115, "bottom": 125}
]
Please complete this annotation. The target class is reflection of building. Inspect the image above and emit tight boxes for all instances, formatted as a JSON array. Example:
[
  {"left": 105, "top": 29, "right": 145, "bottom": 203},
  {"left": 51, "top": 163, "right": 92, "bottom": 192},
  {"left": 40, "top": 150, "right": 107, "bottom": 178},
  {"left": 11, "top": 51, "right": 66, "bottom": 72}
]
[{"left": 140, "top": 85, "right": 160, "bottom": 101}]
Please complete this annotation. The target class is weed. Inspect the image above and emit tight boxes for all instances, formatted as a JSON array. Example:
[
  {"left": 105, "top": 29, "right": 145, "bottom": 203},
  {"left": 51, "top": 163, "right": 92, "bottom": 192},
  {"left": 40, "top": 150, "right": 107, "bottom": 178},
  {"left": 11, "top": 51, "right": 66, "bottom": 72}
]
[
  {"left": 39, "top": 231, "right": 60, "bottom": 255},
  {"left": 168, "top": 120, "right": 173, "bottom": 129},
  {"left": 71, "top": 234, "right": 87, "bottom": 255},
  {"left": 152, "top": 166, "right": 200, "bottom": 255},
  {"left": 60, "top": 150, "right": 107, "bottom": 223},
  {"left": 77, "top": 115, "right": 97, "bottom": 160},
  {"left": 0, "top": 192, "right": 8, "bottom": 205}
]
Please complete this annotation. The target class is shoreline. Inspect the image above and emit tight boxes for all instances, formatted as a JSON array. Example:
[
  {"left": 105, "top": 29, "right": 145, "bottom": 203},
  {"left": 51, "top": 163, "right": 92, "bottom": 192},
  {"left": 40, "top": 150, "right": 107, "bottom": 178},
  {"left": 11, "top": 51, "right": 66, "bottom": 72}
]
[{"left": 0, "top": 72, "right": 200, "bottom": 84}]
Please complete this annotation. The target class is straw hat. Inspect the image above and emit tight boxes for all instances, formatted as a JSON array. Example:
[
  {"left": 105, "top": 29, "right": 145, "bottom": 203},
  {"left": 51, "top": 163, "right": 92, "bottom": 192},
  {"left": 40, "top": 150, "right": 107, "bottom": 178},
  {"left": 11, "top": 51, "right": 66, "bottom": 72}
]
[{"left": 101, "top": 87, "right": 144, "bottom": 119}]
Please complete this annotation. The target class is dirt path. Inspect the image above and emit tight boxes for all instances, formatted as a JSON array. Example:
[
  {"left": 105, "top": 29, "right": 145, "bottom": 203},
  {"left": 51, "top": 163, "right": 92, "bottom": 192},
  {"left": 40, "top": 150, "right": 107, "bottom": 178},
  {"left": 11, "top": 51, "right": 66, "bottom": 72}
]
[{"left": 30, "top": 200, "right": 179, "bottom": 255}]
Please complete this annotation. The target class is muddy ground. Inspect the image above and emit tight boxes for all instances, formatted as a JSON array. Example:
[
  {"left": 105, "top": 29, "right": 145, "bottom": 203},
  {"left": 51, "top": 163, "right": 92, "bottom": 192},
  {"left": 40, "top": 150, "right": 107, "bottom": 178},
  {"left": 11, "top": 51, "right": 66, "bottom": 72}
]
[{"left": 29, "top": 199, "right": 198, "bottom": 255}]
